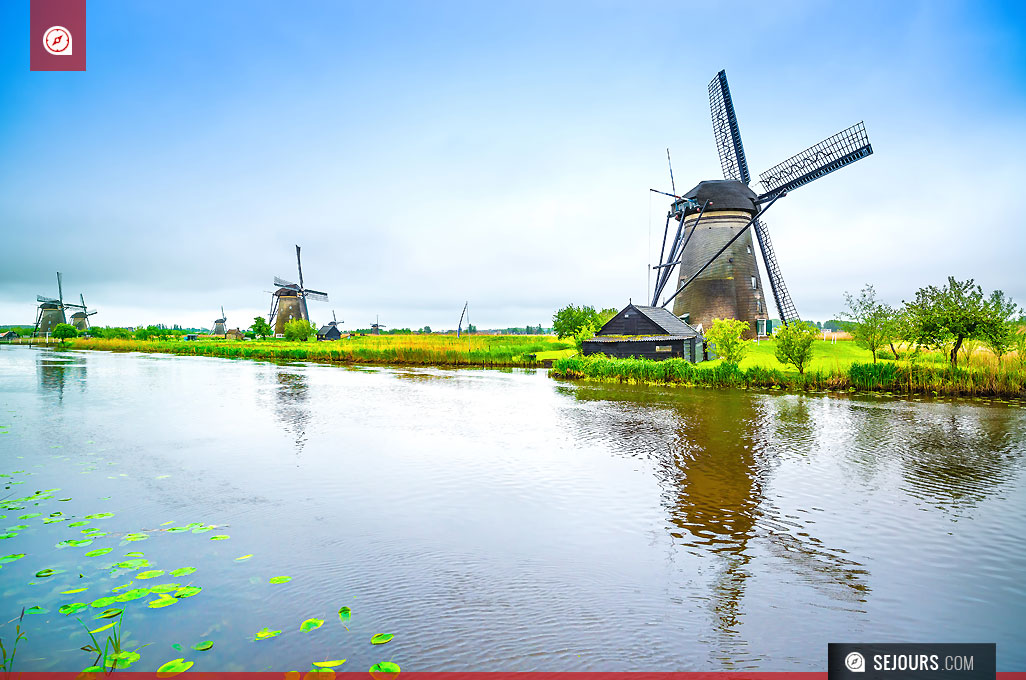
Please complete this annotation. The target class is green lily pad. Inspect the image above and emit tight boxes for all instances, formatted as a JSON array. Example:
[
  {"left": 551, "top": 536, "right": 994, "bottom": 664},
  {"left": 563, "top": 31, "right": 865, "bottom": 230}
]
[
  {"left": 18, "top": 513, "right": 42, "bottom": 519},
  {"left": 312, "top": 660, "right": 346, "bottom": 667},
  {"left": 210, "top": 534, "right": 229, "bottom": 540},
  {"left": 136, "top": 569, "right": 164, "bottom": 579},
  {"left": 56, "top": 539, "right": 94, "bottom": 547},
  {"left": 370, "top": 633, "right": 394, "bottom": 645},
  {"left": 114, "top": 588, "right": 151, "bottom": 602},
  {"left": 35, "top": 568, "right": 58, "bottom": 577},
  {"left": 124, "top": 533, "right": 149, "bottom": 542},
  {"left": 6, "top": 525, "right": 28, "bottom": 531},
  {"left": 156, "top": 658, "right": 193, "bottom": 676},
  {"left": 0, "top": 553, "right": 26, "bottom": 563},
  {"left": 84, "top": 512, "right": 114, "bottom": 520},
  {"left": 0, "top": 533, "right": 16, "bottom": 540},
  {"left": 191, "top": 525, "right": 213, "bottom": 533},
  {"left": 192, "top": 641, "right": 213, "bottom": 651},
  {"left": 254, "top": 627, "right": 282, "bottom": 640},
  {"left": 174, "top": 586, "right": 202, "bottom": 599},
  {"left": 149, "top": 583, "right": 181, "bottom": 594},
  {"left": 96, "top": 608, "right": 123, "bottom": 619},
  {"left": 269, "top": 576, "right": 292, "bottom": 584},
  {"left": 337, "top": 606, "right": 351, "bottom": 623},
  {"left": 148, "top": 597, "right": 178, "bottom": 609},
  {"left": 114, "top": 558, "right": 149, "bottom": 570},
  {"left": 235, "top": 554, "right": 253, "bottom": 561},
  {"left": 24, "top": 605, "right": 47, "bottom": 614},
  {"left": 62, "top": 587, "right": 88, "bottom": 594},
  {"left": 369, "top": 662, "right": 400, "bottom": 674},
  {"left": 169, "top": 567, "right": 196, "bottom": 577},
  {"left": 90, "top": 596, "right": 117, "bottom": 608},
  {"left": 124, "top": 551, "right": 145, "bottom": 558},
  {"left": 80, "top": 665, "right": 104, "bottom": 673},
  {"left": 67, "top": 521, "right": 89, "bottom": 527},
  {"left": 300, "top": 618, "right": 324, "bottom": 632},
  {"left": 59, "top": 602, "right": 88, "bottom": 615},
  {"left": 105, "top": 650, "right": 140, "bottom": 668},
  {"left": 85, "top": 547, "right": 111, "bottom": 557}
]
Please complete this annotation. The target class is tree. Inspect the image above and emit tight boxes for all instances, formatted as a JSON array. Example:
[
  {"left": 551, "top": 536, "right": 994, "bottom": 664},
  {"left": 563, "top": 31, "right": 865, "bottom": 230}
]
[
  {"left": 552, "top": 304, "right": 602, "bottom": 340},
  {"left": 573, "top": 320, "right": 600, "bottom": 353},
  {"left": 706, "top": 318, "right": 750, "bottom": 366},
  {"left": 52, "top": 323, "right": 78, "bottom": 342},
  {"left": 421, "top": 325, "right": 432, "bottom": 334},
  {"left": 903, "top": 277, "right": 1020, "bottom": 366},
  {"left": 252, "top": 316, "right": 273, "bottom": 339},
  {"left": 1013, "top": 325, "right": 1026, "bottom": 369},
  {"left": 840, "top": 284, "right": 897, "bottom": 363},
  {"left": 134, "top": 326, "right": 155, "bottom": 340},
  {"left": 283, "top": 318, "right": 315, "bottom": 342},
  {"left": 773, "top": 321, "right": 817, "bottom": 374}
]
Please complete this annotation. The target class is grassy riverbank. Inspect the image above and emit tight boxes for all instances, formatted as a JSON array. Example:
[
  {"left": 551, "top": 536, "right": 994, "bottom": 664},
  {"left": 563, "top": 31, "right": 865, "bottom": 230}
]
[
  {"left": 60, "top": 335, "right": 575, "bottom": 367},
  {"left": 551, "top": 339, "right": 1026, "bottom": 397}
]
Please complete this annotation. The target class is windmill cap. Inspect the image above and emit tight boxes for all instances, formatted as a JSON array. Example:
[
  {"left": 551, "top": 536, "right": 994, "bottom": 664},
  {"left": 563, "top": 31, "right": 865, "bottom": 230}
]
[{"left": 682, "top": 180, "right": 758, "bottom": 216}]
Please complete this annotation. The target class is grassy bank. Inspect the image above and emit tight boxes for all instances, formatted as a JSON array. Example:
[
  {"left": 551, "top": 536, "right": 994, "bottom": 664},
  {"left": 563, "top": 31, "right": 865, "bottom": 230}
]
[
  {"left": 551, "top": 339, "right": 1026, "bottom": 397},
  {"left": 61, "top": 335, "right": 575, "bottom": 367}
]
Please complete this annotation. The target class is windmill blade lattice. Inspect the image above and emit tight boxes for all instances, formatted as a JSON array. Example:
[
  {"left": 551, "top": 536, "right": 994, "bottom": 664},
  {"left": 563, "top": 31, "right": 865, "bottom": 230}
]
[
  {"left": 709, "top": 71, "right": 751, "bottom": 184},
  {"left": 758, "top": 122, "right": 872, "bottom": 199}
]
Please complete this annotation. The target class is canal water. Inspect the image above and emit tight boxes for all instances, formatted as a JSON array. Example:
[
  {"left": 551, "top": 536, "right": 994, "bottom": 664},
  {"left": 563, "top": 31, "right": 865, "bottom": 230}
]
[{"left": 0, "top": 346, "right": 1023, "bottom": 671}]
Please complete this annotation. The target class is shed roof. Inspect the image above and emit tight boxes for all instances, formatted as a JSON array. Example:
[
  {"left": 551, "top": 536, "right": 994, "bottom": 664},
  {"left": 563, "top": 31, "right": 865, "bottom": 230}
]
[
  {"left": 598, "top": 304, "right": 701, "bottom": 337},
  {"left": 317, "top": 325, "right": 337, "bottom": 334}
]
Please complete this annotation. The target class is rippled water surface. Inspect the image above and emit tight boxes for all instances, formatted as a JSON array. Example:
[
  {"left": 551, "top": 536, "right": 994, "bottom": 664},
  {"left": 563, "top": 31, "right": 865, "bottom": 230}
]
[{"left": 1, "top": 346, "right": 1024, "bottom": 671}]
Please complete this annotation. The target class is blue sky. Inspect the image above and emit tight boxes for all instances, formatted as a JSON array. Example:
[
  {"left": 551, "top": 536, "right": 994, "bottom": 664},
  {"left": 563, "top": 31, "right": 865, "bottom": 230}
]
[{"left": 1, "top": 1, "right": 1024, "bottom": 330}]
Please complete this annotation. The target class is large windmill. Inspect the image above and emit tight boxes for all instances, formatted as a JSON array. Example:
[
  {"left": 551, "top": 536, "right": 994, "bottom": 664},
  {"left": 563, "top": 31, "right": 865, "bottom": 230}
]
[
  {"left": 649, "top": 70, "right": 872, "bottom": 338},
  {"left": 269, "top": 245, "right": 329, "bottom": 336},
  {"left": 33, "top": 272, "right": 69, "bottom": 336},
  {"left": 69, "top": 294, "right": 97, "bottom": 332},
  {"left": 211, "top": 306, "right": 227, "bottom": 336}
]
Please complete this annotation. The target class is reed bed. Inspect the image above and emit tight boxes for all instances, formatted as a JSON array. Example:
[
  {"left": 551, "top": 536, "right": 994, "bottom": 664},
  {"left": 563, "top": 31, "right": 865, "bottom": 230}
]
[
  {"left": 67, "top": 335, "right": 572, "bottom": 368},
  {"left": 551, "top": 353, "right": 1026, "bottom": 397}
]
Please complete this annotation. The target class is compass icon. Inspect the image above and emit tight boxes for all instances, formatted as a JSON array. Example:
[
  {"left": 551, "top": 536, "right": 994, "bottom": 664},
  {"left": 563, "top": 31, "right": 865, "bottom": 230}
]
[{"left": 44, "top": 26, "right": 72, "bottom": 55}]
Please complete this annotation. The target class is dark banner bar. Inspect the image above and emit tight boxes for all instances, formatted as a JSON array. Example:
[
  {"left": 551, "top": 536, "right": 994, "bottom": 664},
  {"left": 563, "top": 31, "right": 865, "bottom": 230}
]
[{"left": 829, "top": 644, "right": 997, "bottom": 680}]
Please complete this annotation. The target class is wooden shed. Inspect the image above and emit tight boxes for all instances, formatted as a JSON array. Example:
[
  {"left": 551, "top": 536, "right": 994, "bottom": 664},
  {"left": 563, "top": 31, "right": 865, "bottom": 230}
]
[
  {"left": 316, "top": 324, "right": 342, "bottom": 341},
  {"left": 582, "top": 303, "right": 706, "bottom": 362}
]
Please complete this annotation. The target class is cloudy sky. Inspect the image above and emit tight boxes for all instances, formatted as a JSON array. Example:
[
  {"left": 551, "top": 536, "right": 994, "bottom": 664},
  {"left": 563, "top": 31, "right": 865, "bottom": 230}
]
[{"left": 1, "top": 1, "right": 1024, "bottom": 330}]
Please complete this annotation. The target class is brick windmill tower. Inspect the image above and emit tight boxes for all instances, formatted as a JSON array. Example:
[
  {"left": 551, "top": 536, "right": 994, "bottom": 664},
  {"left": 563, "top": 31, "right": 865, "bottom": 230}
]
[{"left": 650, "top": 71, "right": 873, "bottom": 338}]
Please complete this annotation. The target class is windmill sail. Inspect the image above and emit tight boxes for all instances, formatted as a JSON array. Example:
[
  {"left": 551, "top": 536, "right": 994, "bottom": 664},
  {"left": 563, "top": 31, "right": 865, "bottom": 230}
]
[
  {"left": 709, "top": 70, "right": 751, "bottom": 184},
  {"left": 758, "top": 122, "right": 872, "bottom": 199},
  {"left": 752, "top": 219, "right": 799, "bottom": 324}
]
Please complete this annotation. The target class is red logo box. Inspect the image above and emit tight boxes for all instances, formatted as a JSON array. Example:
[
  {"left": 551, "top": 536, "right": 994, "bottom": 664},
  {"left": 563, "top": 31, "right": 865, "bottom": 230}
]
[{"left": 31, "top": 0, "right": 86, "bottom": 71}]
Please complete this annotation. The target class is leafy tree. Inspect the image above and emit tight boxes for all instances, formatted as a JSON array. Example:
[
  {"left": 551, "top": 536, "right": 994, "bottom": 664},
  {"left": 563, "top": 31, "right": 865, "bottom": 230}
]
[
  {"left": 421, "top": 325, "right": 432, "bottom": 334},
  {"left": 552, "top": 304, "right": 602, "bottom": 340},
  {"left": 283, "top": 318, "right": 315, "bottom": 342},
  {"left": 465, "top": 324, "right": 476, "bottom": 334},
  {"left": 52, "top": 323, "right": 78, "bottom": 342},
  {"left": 706, "top": 318, "right": 750, "bottom": 366},
  {"left": 822, "top": 319, "right": 845, "bottom": 331},
  {"left": 1013, "top": 325, "right": 1026, "bottom": 369},
  {"left": 773, "top": 321, "right": 817, "bottom": 374},
  {"left": 903, "top": 278, "right": 1020, "bottom": 366},
  {"left": 573, "top": 320, "right": 599, "bottom": 353},
  {"left": 134, "top": 326, "right": 154, "bottom": 340},
  {"left": 251, "top": 316, "right": 273, "bottom": 339},
  {"left": 840, "top": 284, "right": 897, "bottom": 363},
  {"left": 598, "top": 308, "right": 618, "bottom": 325}
]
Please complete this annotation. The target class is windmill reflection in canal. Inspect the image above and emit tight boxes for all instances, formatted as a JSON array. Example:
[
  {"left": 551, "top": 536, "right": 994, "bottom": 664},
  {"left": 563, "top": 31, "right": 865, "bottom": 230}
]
[
  {"left": 266, "top": 365, "right": 311, "bottom": 455},
  {"left": 559, "top": 386, "right": 870, "bottom": 637},
  {"left": 37, "top": 351, "right": 87, "bottom": 402}
]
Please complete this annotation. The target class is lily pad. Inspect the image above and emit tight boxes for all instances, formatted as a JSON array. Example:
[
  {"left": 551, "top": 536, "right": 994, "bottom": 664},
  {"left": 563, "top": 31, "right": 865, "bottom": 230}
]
[
  {"left": 0, "top": 533, "right": 16, "bottom": 540},
  {"left": 114, "top": 558, "right": 149, "bottom": 570},
  {"left": 90, "top": 597, "right": 117, "bottom": 608},
  {"left": 96, "top": 608, "right": 124, "bottom": 619},
  {"left": 149, "top": 583, "right": 181, "bottom": 594},
  {"left": 59, "top": 602, "right": 88, "bottom": 615},
  {"left": 136, "top": 569, "right": 164, "bottom": 579},
  {"left": 312, "top": 660, "right": 346, "bottom": 668},
  {"left": 24, "top": 605, "right": 47, "bottom": 614},
  {"left": 157, "top": 658, "right": 193, "bottom": 677},
  {"left": 62, "top": 587, "right": 88, "bottom": 594},
  {"left": 210, "top": 534, "right": 229, "bottom": 540},
  {"left": 18, "top": 513, "right": 42, "bottom": 519},
  {"left": 300, "top": 618, "right": 324, "bottom": 632},
  {"left": 254, "top": 627, "right": 283, "bottom": 640},
  {"left": 148, "top": 597, "right": 178, "bottom": 609},
  {"left": 89, "top": 621, "right": 116, "bottom": 634},
  {"left": 169, "top": 567, "right": 196, "bottom": 577},
  {"left": 0, "top": 553, "right": 25, "bottom": 564},
  {"left": 337, "top": 606, "right": 351, "bottom": 623},
  {"left": 124, "top": 551, "right": 145, "bottom": 558},
  {"left": 174, "top": 586, "right": 202, "bottom": 599},
  {"left": 369, "top": 662, "right": 400, "bottom": 674},
  {"left": 235, "top": 554, "right": 253, "bottom": 561},
  {"left": 124, "top": 533, "right": 149, "bottom": 542},
  {"left": 114, "top": 588, "right": 151, "bottom": 602},
  {"left": 371, "top": 633, "right": 394, "bottom": 645},
  {"left": 35, "top": 568, "right": 58, "bottom": 578},
  {"left": 269, "top": 576, "right": 292, "bottom": 584},
  {"left": 192, "top": 641, "right": 214, "bottom": 651},
  {"left": 191, "top": 525, "right": 213, "bottom": 533},
  {"left": 84, "top": 512, "right": 114, "bottom": 520},
  {"left": 85, "top": 547, "right": 112, "bottom": 557},
  {"left": 67, "top": 521, "right": 89, "bottom": 527}
]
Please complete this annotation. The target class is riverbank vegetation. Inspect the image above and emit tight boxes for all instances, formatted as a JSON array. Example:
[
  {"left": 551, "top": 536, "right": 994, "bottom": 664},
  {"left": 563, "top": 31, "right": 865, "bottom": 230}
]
[{"left": 61, "top": 334, "right": 574, "bottom": 367}]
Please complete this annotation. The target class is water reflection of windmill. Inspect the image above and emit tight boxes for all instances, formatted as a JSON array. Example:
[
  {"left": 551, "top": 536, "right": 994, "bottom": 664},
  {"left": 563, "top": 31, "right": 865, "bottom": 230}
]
[
  {"left": 272, "top": 368, "right": 310, "bottom": 455},
  {"left": 650, "top": 70, "right": 873, "bottom": 338},
  {"left": 211, "top": 306, "right": 227, "bottom": 336},
  {"left": 70, "top": 294, "right": 97, "bottom": 332},
  {"left": 269, "top": 245, "right": 329, "bottom": 336}
]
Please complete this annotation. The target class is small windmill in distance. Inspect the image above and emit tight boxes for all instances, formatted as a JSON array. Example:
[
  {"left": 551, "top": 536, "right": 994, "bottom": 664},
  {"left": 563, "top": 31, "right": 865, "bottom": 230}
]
[
  {"left": 34, "top": 272, "right": 68, "bottom": 336},
  {"left": 370, "top": 315, "right": 386, "bottom": 335},
  {"left": 211, "top": 306, "right": 227, "bottom": 336},
  {"left": 268, "top": 245, "right": 329, "bottom": 336},
  {"left": 69, "top": 293, "right": 97, "bottom": 332}
]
